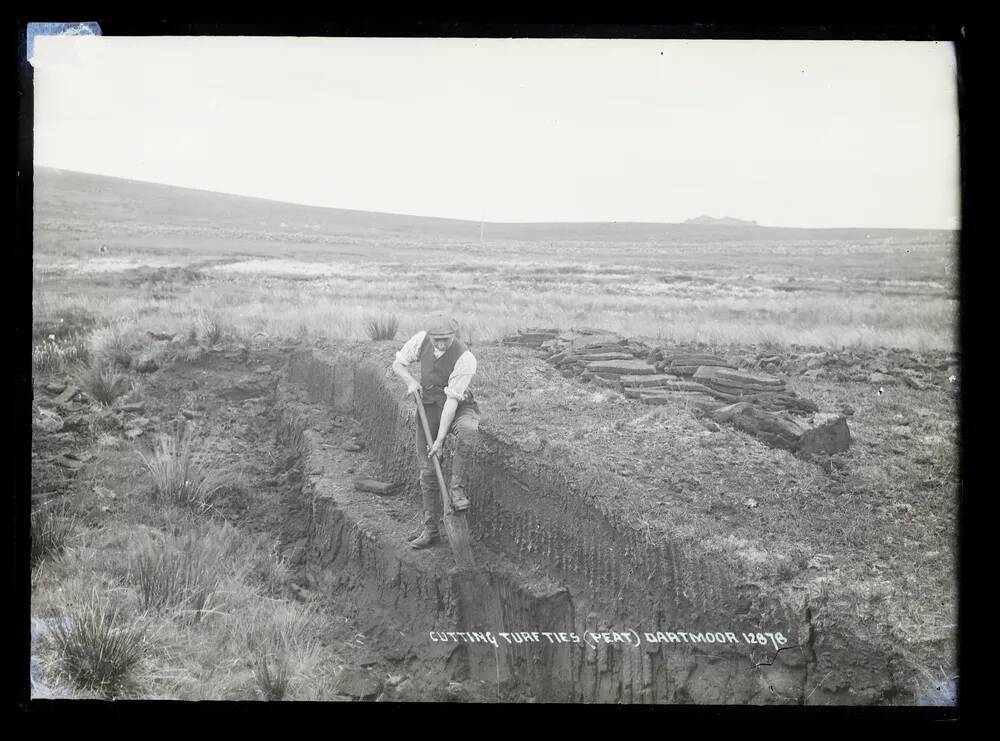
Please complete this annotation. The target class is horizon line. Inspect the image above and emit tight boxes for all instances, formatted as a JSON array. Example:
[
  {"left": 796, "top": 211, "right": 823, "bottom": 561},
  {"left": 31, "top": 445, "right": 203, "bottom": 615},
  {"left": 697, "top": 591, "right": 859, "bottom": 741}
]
[{"left": 33, "top": 164, "right": 959, "bottom": 233}]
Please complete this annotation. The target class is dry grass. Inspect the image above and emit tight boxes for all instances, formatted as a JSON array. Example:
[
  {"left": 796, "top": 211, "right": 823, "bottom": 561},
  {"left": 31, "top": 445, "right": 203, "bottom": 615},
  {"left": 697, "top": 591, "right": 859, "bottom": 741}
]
[
  {"left": 240, "top": 534, "right": 291, "bottom": 599},
  {"left": 195, "top": 311, "right": 226, "bottom": 346},
  {"left": 126, "top": 525, "right": 239, "bottom": 620},
  {"left": 31, "top": 498, "right": 77, "bottom": 568},
  {"left": 239, "top": 603, "right": 321, "bottom": 700},
  {"left": 365, "top": 313, "right": 400, "bottom": 341},
  {"left": 88, "top": 319, "right": 148, "bottom": 370},
  {"left": 74, "top": 362, "right": 131, "bottom": 406},
  {"left": 32, "top": 334, "right": 89, "bottom": 373},
  {"left": 30, "top": 451, "right": 338, "bottom": 701},
  {"left": 276, "top": 411, "right": 308, "bottom": 462},
  {"left": 46, "top": 587, "right": 150, "bottom": 698},
  {"left": 136, "top": 425, "right": 233, "bottom": 511},
  {"left": 32, "top": 231, "right": 957, "bottom": 352}
]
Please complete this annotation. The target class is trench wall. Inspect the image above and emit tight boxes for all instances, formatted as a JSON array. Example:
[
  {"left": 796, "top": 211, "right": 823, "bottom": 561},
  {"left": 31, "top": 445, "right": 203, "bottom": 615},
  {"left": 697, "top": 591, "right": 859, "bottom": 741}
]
[{"left": 286, "top": 348, "right": 918, "bottom": 704}]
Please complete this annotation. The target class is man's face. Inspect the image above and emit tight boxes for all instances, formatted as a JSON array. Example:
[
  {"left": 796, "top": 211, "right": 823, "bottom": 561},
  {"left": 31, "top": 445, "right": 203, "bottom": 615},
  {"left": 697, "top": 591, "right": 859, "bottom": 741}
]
[{"left": 430, "top": 334, "right": 455, "bottom": 353}]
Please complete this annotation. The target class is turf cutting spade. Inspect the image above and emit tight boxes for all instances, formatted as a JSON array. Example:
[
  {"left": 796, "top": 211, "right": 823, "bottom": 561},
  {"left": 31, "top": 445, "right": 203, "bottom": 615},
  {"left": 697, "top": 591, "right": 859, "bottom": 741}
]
[
  {"left": 411, "top": 391, "right": 475, "bottom": 568},
  {"left": 410, "top": 393, "right": 512, "bottom": 683}
]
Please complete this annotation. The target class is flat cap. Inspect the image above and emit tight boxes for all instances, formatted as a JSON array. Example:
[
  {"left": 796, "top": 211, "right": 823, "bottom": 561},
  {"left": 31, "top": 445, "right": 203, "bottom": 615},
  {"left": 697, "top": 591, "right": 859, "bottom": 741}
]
[{"left": 425, "top": 312, "right": 459, "bottom": 338}]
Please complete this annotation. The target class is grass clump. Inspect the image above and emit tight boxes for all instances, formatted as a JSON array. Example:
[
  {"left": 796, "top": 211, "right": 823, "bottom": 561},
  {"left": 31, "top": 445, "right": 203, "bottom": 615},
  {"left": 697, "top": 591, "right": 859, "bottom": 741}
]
[
  {"left": 364, "top": 313, "right": 399, "bottom": 341},
  {"left": 242, "top": 536, "right": 291, "bottom": 598},
  {"left": 276, "top": 412, "right": 307, "bottom": 461},
  {"left": 31, "top": 499, "right": 76, "bottom": 567},
  {"left": 137, "top": 425, "right": 229, "bottom": 511},
  {"left": 32, "top": 334, "right": 90, "bottom": 373},
  {"left": 241, "top": 604, "right": 319, "bottom": 701},
  {"left": 74, "top": 362, "right": 131, "bottom": 406},
  {"left": 89, "top": 320, "right": 146, "bottom": 370},
  {"left": 196, "top": 312, "right": 225, "bottom": 346},
  {"left": 48, "top": 588, "right": 149, "bottom": 698},
  {"left": 126, "top": 525, "right": 238, "bottom": 620}
]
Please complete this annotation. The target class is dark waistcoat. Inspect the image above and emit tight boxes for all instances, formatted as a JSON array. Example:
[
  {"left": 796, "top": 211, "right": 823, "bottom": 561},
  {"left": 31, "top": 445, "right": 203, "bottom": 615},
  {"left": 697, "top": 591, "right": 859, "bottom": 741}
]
[{"left": 419, "top": 334, "right": 477, "bottom": 409}]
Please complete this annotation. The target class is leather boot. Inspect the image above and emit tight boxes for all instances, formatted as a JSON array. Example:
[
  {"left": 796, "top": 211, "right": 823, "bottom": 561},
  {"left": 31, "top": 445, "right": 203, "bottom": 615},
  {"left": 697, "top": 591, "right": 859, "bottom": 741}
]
[
  {"left": 450, "top": 486, "right": 470, "bottom": 511},
  {"left": 409, "top": 527, "right": 439, "bottom": 549}
]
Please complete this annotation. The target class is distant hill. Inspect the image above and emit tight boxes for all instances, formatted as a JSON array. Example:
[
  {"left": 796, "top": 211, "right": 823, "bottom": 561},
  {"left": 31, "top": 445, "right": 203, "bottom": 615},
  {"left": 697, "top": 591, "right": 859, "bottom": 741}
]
[
  {"left": 33, "top": 167, "right": 953, "bottom": 245},
  {"left": 684, "top": 215, "right": 759, "bottom": 227}
]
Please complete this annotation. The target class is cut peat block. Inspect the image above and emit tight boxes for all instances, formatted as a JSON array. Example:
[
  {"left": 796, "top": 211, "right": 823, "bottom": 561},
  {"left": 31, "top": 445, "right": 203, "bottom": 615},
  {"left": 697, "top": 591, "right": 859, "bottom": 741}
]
[
  {"left": 669, "top": 366, "right": 701, "bottom": 376},
  {"left": 797, "top": 413, "right": 852, "bottom": 456},
  {"left": 734, "top": 392, "right": 819, "bottom": 414},
  {"left": 585, "top": 359, "right": 657, "bottom": 376},
  {"left": 698, "top": 388, "right": 812, "bottom": 410},
  {"left": 574, "top": 352, "right": 636, "bottom": 362},
  {"left": 639, "top": 390, "right": 720, "bottom": 405},
  {"left": 694, "top": 365, "right": 785, "bottom": 390},
  {"left": 54, "top": 385, "right": 81, "bottom": 406},
  {"left": 570, "top": 334, "right": 625, "bottom": 351},
  {"left": 353, "top": 478, "right": 398, "bottom": 496},
  {"left": 709, "top": 403, "right": 851, "bottom": 455},
  {"left": 665, "top": 355, "right": 732, "bottom": 368},
  {"left": 590, "top": 374, "right": 623, "bottom": 389},
  {"left": 502, "top": 329, "right": 560, "bottom": 346},
  {"left": 618, "top": 373, "right": 684, "bottom": 388}
]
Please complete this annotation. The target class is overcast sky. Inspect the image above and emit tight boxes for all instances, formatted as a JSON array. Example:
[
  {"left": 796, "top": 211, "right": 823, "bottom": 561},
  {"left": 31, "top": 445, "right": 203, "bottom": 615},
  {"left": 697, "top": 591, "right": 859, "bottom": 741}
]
[{"left": 31, "top": 36, "right": 960, "bottom": 229}]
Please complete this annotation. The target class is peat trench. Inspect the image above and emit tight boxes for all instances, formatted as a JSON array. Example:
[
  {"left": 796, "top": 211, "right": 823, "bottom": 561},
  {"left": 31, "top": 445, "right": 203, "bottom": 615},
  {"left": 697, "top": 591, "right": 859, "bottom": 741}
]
[{"left": 273, "top": 345, "right": 929, "bottom": 705}]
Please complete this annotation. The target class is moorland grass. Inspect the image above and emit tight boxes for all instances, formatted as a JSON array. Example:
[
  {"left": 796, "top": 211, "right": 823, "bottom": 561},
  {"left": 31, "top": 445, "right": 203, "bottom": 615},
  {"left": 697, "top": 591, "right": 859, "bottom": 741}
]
[
  {"left": 47, "top": 588, "right": 149, "bottom": 698},
  {"left": 32, "top": 334, "right": 89, "bottom": 373},
  {"left": 126, "top": 522, "right": 242, "bottom": 620},
  {"left": 238, "top": 602, "right": 321, "bottom": 701},
  {"left": 74, "top": 362, "right": 131, "bottom": 406},
  {"left": 33, "top": 235, "right": 958, "bottom": 352},
  {"left": 364, "top": 313, "right": 400, "bottom": 341},
  {"left": 88, "top": 320, "right": 147, "bottom": 370},
  {"left": 136, "top": 426, "right": 233, "bottom": 512},
  {"left": 30, "top": 498, "right": 76, "bottom": 568}
]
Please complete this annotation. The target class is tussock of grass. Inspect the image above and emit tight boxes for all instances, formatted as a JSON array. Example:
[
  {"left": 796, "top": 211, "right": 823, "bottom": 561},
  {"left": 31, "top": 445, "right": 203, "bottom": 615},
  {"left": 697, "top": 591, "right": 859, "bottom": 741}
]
[
  {"left": 74, "top": 362, "right": 131, "bottom": 406},
  {"left": 88, "top": 320, "right": 147, "bottom": 370},
  {"left": 48, "top": 588, "right": 149, "bottom": 698},
  {"left": 239, "top": 603, "right": 321, "bottom": 701},
  {"left": 126, "top": 521, "right": 243, "bottom": 619},
  {"left": 365, "top": 313, "right": 399, "bottom": 341},
  {"left": 31, "top": 499, "right": 76, "bottom": 567},
  {"left": 137, "top": 425, "right": 231, "bottom": 510},
  {"left": 196, "top": 312, "right": 225, "bottom": 346},
  {"left": 241, "top": 534, "right": 291, "bottom": 598},
  {"left": 276, "top": 412, "right": 307, "bottom": 461}
]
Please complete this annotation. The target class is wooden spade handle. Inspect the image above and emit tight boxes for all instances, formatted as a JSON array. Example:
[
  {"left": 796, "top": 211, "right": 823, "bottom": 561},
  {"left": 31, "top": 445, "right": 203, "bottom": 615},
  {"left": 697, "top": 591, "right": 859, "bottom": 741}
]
[
  {"left": 411, "top": 391, "right": 474, "bottom": 567},
  {"left": 413, "top": 395, "right": 453, "bottom": 516}
]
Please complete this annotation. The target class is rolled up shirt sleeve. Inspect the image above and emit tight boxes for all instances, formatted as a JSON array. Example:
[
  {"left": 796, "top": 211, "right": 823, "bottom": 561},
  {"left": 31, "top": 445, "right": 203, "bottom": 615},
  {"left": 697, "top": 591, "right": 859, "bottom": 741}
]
[
  {"left": 394, "top": 331, "right": 426, "bottom": 366},
  {"left": 444, "top": 352, "right": 477, "bottom": 402}
]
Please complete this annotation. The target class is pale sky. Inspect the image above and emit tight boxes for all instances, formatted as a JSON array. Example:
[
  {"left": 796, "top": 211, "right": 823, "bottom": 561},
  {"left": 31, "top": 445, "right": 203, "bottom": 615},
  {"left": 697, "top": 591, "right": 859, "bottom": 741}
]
[{"left": 31, "top": 36, "right": 960, "bottom": 229}]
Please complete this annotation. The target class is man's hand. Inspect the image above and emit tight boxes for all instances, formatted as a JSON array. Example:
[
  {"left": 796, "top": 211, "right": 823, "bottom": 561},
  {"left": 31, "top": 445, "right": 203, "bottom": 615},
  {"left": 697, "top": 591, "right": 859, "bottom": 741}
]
[
  {"left": 392, "top": 360, "right": 422, "bottom": 400},
  {"left": 427, "top": 438, "right": 444, "bottom": 459}
]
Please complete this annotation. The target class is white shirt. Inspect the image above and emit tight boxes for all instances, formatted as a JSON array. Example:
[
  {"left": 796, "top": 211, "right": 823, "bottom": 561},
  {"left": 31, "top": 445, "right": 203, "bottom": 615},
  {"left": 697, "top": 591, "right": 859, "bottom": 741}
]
[{"left": 395, "top": 331, "right": 477, "bottom": 402}]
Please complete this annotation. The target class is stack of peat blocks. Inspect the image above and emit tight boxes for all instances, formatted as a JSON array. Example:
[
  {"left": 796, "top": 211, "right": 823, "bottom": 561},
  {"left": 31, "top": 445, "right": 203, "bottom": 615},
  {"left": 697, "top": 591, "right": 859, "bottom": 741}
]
[{"left": 500, "top": 328, "right": 850, "bottom": 458}]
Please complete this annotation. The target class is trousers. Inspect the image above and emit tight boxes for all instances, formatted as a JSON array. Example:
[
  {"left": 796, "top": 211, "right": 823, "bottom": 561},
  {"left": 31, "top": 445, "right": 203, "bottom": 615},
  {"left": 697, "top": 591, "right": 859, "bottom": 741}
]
[{"left": 415, "top": 402, "right": 480, "bottom": 534}]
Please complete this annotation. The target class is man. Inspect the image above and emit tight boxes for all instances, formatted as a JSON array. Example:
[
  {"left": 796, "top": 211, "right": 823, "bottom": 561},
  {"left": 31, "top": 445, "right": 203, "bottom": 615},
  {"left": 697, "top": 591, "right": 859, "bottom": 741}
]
[{"left": 391, "top": 312, "right": 480, "bottom": 549}]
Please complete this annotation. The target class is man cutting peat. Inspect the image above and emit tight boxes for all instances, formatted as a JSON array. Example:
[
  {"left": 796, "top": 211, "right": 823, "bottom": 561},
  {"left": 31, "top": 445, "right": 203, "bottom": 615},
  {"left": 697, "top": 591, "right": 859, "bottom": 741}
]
[{"left": 391, "top": 313, "right": 480, "bottom": 549}]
